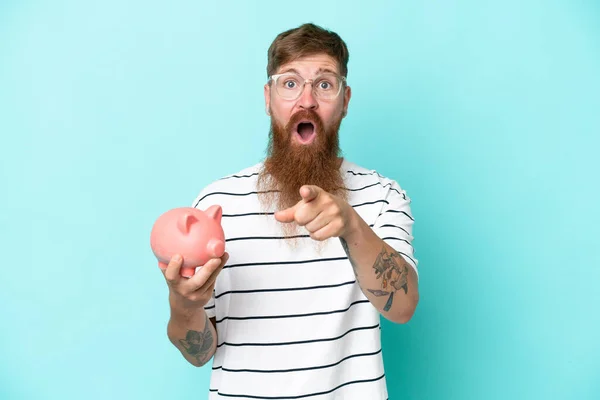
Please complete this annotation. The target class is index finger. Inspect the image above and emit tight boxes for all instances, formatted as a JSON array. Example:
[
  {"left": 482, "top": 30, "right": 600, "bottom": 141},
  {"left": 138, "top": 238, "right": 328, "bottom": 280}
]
[{"left": 274, "top": 200, "right": 302, "bottom": 223}]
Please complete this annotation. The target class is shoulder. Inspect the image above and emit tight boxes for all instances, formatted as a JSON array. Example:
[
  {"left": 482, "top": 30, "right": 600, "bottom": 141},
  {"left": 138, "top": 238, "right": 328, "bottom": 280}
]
[
  {"left": 342, "top": 159, "right": 411, "bottom": 203},
  {"left": 216, "top": 162, "right": 263, "bottom": 182},
  {"left": 191, "top": 162, "right": 263, "bottom": 208}
]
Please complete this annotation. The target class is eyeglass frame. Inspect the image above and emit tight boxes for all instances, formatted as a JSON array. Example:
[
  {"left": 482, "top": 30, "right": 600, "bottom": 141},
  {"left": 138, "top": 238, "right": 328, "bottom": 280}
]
[{"left": 267, "top": 72, "right": 348, "bottom": 101}]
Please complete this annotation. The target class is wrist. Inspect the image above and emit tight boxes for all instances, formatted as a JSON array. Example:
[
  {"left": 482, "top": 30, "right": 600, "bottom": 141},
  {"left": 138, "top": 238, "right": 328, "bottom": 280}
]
[
  {"left": 169, "top": 292, "right": 204, "bottom": 321},
  {"left": 341, "top": 206, "right": 367, "bottom": 243}
]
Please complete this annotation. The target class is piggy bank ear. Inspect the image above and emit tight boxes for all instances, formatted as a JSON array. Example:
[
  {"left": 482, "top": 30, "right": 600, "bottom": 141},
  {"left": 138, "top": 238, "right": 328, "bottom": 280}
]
[
  {"left": 177, "top": 212, "right": 198, "bottom": 235},
  {"left": 205, "top": 205, "right": 223, "bottom": 224}
]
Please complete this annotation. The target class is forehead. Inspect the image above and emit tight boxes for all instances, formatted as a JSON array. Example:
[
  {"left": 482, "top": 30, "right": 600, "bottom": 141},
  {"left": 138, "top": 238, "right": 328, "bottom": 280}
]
[{"left": 276, "top": 54, "right": 340, "bottom": 76}]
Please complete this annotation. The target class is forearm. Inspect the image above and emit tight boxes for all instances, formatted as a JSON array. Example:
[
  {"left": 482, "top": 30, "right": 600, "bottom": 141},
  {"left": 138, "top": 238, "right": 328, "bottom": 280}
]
[
  {"left": 340, "top": 210, "right": 419, "bottom": 323},
  {"left": 167, "top": 294, "right": 217, "bottom": 367}
]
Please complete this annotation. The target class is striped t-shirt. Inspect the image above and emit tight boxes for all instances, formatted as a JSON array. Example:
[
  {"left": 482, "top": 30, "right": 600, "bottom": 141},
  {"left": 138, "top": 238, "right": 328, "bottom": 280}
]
[{"left": 191, "top": 158, "right": 418, "bottom": 400}]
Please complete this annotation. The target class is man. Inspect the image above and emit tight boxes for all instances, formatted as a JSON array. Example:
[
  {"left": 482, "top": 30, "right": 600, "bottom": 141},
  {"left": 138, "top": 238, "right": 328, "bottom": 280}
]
[{"left": 160, "top": 23, "right": 419, "bottom": 399}]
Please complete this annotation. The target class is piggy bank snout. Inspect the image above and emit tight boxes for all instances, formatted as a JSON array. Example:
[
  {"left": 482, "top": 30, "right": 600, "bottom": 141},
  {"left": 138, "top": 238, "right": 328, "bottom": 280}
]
[{"left": 207, "top": 238, "right": 226, "bottom": 258}]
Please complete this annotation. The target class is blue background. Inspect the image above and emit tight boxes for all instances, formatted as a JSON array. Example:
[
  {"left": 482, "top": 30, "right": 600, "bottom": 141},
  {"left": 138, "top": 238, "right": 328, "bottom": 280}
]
[{"left": 1, "top": 1, "right": 599, "bottom": 399}]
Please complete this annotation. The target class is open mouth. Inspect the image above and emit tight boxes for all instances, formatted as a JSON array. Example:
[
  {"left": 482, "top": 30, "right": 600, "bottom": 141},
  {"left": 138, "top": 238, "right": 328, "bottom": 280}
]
[{"left": 294, "top": 121, "right": 317, "bottom": 144}]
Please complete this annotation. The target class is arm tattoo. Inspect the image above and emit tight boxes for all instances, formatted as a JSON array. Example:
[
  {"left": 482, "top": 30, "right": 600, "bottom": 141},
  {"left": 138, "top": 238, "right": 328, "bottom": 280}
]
[
  {"left": 369, "top": 246, "right": 409, "bottom": 311},
  {"left": 178, "top": 313, "right": 214, "bottom": 365},
  {"left": 340, "top": 238, "right": 409, "bottom": 313}
]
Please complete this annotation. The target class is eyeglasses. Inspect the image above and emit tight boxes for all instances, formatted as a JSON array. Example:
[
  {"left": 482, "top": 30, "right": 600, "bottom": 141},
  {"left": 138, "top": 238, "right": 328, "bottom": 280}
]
[{"left": 268, "top": 72, "right": 346, "bottom": 101}]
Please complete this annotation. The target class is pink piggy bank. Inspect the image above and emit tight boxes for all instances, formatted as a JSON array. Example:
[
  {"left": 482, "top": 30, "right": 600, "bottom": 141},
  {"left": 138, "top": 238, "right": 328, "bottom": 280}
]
[{"left": 150, "top": 205, "right": 226, "bottom": 278}]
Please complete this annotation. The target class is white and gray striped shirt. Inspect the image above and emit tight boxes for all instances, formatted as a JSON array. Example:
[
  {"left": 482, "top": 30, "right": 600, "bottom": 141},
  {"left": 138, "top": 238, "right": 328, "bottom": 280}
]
[{"left": 192, "top": 158, "right": 418, "bottom": 400}]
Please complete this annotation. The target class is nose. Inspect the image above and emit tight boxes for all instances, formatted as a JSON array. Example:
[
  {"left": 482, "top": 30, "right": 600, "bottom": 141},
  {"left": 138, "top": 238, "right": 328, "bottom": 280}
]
[{"left": 297, "top": 81, "right": 318, "bottom": 110}]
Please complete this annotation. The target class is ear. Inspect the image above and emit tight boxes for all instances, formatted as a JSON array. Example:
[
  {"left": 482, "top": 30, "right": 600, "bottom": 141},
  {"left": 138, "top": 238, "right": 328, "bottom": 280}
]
[
  {"left": 264, "top": 83, "right": 271, "bottom": 116},
  {"left": 177, "top": 212, "right": 197, "bottom": 235},
  {"left": 205, "top": 205, "right": 223, "bottom": 224},
  {"left": 342, "top": 85, "right": 351, "bottom": 117}
]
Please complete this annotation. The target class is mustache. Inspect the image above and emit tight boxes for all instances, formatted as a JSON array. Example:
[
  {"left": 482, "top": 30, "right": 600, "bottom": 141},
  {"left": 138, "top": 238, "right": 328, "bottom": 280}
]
[{"left": 284, "top": 109, "right": 325, "bottom": 134}]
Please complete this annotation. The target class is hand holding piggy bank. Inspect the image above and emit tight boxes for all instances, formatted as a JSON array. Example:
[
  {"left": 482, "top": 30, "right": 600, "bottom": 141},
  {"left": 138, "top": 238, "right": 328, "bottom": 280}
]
[{"left": 150, "top": 205, "right": 226, "bottom": 278}]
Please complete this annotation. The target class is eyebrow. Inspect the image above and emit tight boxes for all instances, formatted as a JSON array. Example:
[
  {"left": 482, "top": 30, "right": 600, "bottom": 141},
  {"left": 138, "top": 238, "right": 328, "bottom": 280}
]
[
  {"left": 316, "top": 67, "right": 338, "bottom": 75},
  {"left": 277, "top": 67, "right": 338, "bottom": 76},
  {"left": 278, "top": 67, "right": 301, "bottom": 75}
]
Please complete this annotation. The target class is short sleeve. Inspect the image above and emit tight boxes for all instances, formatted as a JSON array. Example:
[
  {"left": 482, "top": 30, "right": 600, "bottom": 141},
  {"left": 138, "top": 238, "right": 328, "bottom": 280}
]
[
  {"left": 203, "top": 293, "right": 216, "bottom": 318},
  {"left": 190, "top": 186, "right": 217, "bottom": 318},
  {"left": 372, "top": 180, "right": 419, "bottom": 279}
]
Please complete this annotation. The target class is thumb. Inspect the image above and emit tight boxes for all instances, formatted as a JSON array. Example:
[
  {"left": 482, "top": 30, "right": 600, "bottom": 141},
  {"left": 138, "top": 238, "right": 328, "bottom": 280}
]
[{"left": 300, "top": 185, "right": 321, "bottom": 202}]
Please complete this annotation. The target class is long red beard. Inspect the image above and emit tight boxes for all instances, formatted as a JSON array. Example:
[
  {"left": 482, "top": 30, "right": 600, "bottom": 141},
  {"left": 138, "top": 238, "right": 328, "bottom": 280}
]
[{"left": 257, "top": 109, "right": 348, "bottom": 240}]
